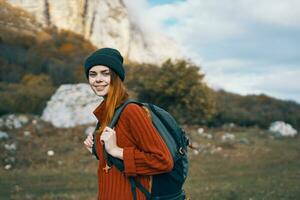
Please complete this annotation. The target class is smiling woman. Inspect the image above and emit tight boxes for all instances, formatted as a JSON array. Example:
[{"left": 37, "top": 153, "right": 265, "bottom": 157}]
[{"left": 82, "top": 48, "right": 174, "bottom": 200}]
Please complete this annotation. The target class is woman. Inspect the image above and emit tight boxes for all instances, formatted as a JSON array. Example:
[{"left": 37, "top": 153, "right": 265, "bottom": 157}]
[{"left": 83, "top": 48, "right": 173, "bottom": 200}]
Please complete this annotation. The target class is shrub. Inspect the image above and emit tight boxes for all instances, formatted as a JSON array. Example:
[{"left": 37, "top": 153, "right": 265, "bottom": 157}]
[{"left": 124, "top": 60, "right": 217, "bottom": 125}]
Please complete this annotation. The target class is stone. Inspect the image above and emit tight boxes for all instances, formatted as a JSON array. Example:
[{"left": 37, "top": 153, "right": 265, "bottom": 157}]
[
  {"left": 0, "top": 114, "right": 29, "bottom": 129},
  {"left": 5, "top": 164, "right": 12, "bottom": 170},
  {"left": 197, "top": 128, "right": 213, "bottom": 139},
  {"left": 269, "top": 121, "right": 298, "bottom": 137},
  {"left": 197, "top": 128, "right": 204, "bottom": 134},
  {"left": 239, "top": 138, "right": 250, "bottom": 145},
  {"left": 41, "top": 83, "right": 101, "bottom": 128},
  {"left": 4, "top": 143, "right": 17, "bottom": 151},
  {"left": 193, "top": 149, "right": 199, "bottom": 155},
  {"left": 23, "top": 131, "right": 31, "bottom": 137},
  {"left": 221, "top": 133, "right": 235, "bottom": 142},
  {"left": 0, "top": 131, "right": 9, "bottom": 140},
  {"left": 47, "top": 150, "right": 55, "bottom": 156},
  {"left": 4, "top": 157, "right": 16, "bottom": 163}
]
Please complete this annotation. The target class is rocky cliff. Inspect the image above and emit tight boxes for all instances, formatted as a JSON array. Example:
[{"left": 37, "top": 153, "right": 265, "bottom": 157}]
[{"left": 6, "top": 0, "right": 182, "bottom": 64}]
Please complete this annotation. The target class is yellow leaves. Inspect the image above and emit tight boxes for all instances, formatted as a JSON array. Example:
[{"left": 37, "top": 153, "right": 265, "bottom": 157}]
[
  {"left": 58, "top": 43, "right": 75, "bottom": 54},
  {"left": 21, "top": 74, "right": 52, "bottom": 87}
]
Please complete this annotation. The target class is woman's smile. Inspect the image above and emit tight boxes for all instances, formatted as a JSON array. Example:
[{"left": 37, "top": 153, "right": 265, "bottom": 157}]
[{"left": 95, "top": 85, "right": 107, "bottom": 90}]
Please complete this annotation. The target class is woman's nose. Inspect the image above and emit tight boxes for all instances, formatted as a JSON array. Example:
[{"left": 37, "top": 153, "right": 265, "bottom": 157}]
[{"left": 95, "top": 74, "right": 103, "bottom": 82}]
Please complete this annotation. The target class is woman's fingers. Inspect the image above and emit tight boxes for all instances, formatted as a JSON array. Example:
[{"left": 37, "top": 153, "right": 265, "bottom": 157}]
[
  {"left": 84, "top": 133, "right": 94, "bottom": 148},
  {"left": 85, "top": 137, "right": 93, "bottom": 146},
  {"left": 100, "top": 127, "right": 115, "bottom": 142}
]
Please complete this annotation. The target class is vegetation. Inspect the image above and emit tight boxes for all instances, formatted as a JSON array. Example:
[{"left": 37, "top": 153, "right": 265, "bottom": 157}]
[
  {"left": 211, "top": 90, "right": 300, "bottom": 130},
  {"left": 0, "top": 8, "right": 95, "bottom": 115},
  {"left": 1, "top": 2, "right": 299, "bottom": 200},
  {"left": 124, "top": 60, "right": 217, "bottom": 125},
  {"left": 1, "top": 0, "right": 300, "bottom": 129},
  {"left": 1, "top": 123, "right": 299, "bottom": 199}
]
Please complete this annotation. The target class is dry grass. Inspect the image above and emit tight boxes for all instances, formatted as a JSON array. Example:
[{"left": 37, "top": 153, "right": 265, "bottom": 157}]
[{"left": 1, "top": 123, "right": 300, "bottom": 199}]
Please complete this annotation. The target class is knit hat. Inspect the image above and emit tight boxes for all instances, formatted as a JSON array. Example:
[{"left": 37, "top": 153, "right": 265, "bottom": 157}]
[{"left": 84, "top": 48, "right": 125, "bottom": 81}]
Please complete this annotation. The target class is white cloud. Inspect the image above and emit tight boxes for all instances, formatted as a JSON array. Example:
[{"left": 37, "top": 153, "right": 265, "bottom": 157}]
[
  {"left": 204, "top": 60, "right": 300, "bottom": 102},
  {"left": 241, "top": 0, "right": 300, "bottom": 28},
  {"left": 124, "top": 0, "right": 300, "bottom": 102}
]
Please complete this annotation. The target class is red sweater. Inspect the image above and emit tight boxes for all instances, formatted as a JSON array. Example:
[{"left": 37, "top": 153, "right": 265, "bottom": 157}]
[{"left": 93, "top": 101, "right": 173, "bottom": 200}]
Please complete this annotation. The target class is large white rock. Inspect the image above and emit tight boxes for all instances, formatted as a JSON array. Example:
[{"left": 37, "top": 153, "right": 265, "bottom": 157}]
[
  {"left": 269, "top": 121, "right": 298, "bottom": 137},
  {"left": 7, "top": 0, "right": 182, "bottom": 64},
  {"left": 41, "top": 83, "right": 102, "bottom": 128}
]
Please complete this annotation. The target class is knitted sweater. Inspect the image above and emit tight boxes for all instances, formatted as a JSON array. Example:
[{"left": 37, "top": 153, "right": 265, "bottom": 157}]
[{"left": 93, "top": 101, "right": 173, "bottom": 200}]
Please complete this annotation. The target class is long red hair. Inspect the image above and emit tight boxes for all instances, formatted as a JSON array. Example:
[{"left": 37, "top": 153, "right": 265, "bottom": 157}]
[{"left": 97, "top": 69, "right": 129, "bottom": 134}]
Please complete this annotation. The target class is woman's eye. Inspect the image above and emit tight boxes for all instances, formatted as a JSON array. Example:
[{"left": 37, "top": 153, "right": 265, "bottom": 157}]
[
  {"left": 103, "top": 72, "right": 110, "bottom": 76},
  {"left": 89, "top": 73, "right": 96, "bottom": 77}
]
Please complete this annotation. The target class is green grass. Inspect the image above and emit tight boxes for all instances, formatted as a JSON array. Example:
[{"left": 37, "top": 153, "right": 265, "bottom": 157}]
[
  {"left": 0, "top": 168, "right": 97, "bottom": 200},
  {"left": 184, "top": 128, "right": 300, "bottom": 200},
  {"left": 1, "top": 125, "right": 299, "bottom": 199}
]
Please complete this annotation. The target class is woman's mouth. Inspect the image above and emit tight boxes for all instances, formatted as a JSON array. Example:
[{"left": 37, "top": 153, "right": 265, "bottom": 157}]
[{"left": 94, "top": 85, "right": 107, "bottom": 91}]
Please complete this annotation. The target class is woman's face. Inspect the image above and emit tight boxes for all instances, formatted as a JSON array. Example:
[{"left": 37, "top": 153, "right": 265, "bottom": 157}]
[{"left": 88, "top": 65, "right": 111, "bottom": 97}]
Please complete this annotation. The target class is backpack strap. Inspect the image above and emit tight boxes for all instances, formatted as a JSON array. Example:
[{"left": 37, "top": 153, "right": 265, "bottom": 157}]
[
  {"left": 92, "top": 99, "right": 141, "bottom": 161},
  {"left": 92, "top": 122, "right": 100, "bottom": 160},
  {"left": 129, "top": 177, "right": 151, "bottom": 200},
  {"left": 109, "top": 99, "right": 142, "bottom": 128},
  {"left": 109, "top": 99, "right": 152, "bottom": 199},
  {"left": 92, "top": 99, "right": 152, "bottom": 199}
]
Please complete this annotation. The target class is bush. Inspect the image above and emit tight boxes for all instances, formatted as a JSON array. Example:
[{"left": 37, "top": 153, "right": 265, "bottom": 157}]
[
  {"left": 124, "top": 60, "right": 217, "bottom": 125},
  {"left": 0, "top": 74, "right": 55, "bottom": 115},
  {"left": 211, "top": 90, "right": 300, "bottom": 130}
]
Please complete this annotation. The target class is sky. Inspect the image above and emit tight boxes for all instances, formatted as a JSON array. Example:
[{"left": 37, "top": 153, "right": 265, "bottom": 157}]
[{"left": 124, "top": 0, "right": 300, "bottom": 103}]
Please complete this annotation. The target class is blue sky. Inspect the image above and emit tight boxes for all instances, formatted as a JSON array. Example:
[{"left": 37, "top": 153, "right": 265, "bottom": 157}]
[{"left": 125, "top": 0, "right": 300, "bottom": 103}]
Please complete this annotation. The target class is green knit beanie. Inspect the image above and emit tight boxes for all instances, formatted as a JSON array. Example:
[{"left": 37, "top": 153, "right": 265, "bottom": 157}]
[{"left": 84, "top": 48, "right": 125, "bottom": 81}]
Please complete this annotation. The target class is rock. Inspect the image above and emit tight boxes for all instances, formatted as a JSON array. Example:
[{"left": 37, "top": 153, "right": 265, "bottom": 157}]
[
  {"left": 41, "top": 83, "right": 101, "bottom": 128},
  {"left": 269, "top": 121, "right": 298, "bottom": 137},
  {"left": 197, "top": 133, "right": 213, "bottom": 139},
  {"left": 221, "top": 133, "right": 235, "bottom": 142},
  {"left": 4, "top": 143, "right": 17, "bottom": 151},
  {"left": 222, "top": 123, "right": 236, "bottom": 129},
  {"left": 4, "top": 157, "right": 16, "bottom": 163},
  {"left": 23, "top": 131, "right": 31, "bottom": 137},
  {"left": 210, "top": 146, "right": 222, "bottom": 154},
  {"left": 0, "top": 131, "right": 9, "bottom": 139},
  {"left": 197, "top": 128, "right": 213, "bottom": 139},
  {"left": 7, "top": 0, "right": 182, "bottom": 64},
  {"left": 239, "top": 138, "right": 250, "bottom": 145},
  {"left": 193, "top": 149, "right": 199, "bottom": 155},
  {"left": 0, "top": 114, "right": 29, "bottom": 129},
  {"left": 47, "top": 150, "right": 55, "bottom": 156},
  {"left": 197, "top": 128, "right": 204, "bottom": 134},
  {"left": 4, "top": 164, "right": 12, "bottom": 170}
]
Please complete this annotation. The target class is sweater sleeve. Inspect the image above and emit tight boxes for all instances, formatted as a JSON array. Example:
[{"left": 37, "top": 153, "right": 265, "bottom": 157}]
[{"left": 119, "top": 104, "right": 174, "bottom": 176}]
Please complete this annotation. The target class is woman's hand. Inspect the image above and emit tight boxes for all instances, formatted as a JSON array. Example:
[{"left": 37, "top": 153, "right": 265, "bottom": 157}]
[
  {"left": 100, "top": 127, "right": 123, "bottom": 159},
  {"left": 84, "top": 132, "right": 94, "bottom": 153}
]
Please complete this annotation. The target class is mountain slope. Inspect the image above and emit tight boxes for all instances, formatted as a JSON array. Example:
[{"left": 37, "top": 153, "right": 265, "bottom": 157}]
[{"left": 6, "top": 0, "right": 182, "bottom": 64}]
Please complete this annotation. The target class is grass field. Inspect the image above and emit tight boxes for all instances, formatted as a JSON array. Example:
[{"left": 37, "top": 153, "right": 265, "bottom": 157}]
[{"left": 1, "top": 123, "right": 299, "bottom": 200}]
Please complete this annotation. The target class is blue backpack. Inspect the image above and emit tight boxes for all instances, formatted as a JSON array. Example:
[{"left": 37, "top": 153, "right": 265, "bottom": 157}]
[{"left": 92, "top": 99, "right": 189, "bottom": 200}]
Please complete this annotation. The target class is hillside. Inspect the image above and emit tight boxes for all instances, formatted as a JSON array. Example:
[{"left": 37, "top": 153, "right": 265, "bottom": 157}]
[
  {"left": 6, "top": 0, "right": 182, "bottom": 64},
  {"left": 1, "top": 0, "right": 300, "bottom": 131}
]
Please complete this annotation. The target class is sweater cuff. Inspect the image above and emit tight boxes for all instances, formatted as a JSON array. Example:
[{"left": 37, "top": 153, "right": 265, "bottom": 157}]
[{"left": 123, "top": 147, "right": 136, "bottom": 176}]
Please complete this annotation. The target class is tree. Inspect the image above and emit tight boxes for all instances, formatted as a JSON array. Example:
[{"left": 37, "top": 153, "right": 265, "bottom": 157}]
[{"left": 125, "top": 60, "right": 216, "bottom": 125}]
